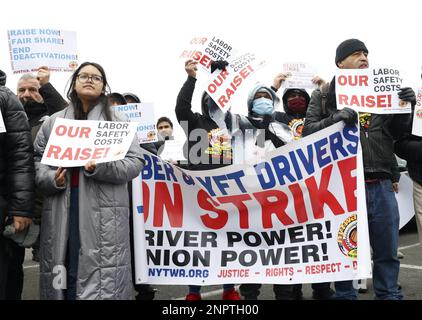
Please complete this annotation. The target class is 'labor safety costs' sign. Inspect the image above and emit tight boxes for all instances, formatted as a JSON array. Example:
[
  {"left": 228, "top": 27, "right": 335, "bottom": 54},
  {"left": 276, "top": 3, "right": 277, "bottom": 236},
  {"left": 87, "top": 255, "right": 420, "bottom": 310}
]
[
  {"left": 41, "top": 118, "right": 138, "bottom": 167},
  {"left": 335, "top": 67, "right": 411, "bottom": 114}
]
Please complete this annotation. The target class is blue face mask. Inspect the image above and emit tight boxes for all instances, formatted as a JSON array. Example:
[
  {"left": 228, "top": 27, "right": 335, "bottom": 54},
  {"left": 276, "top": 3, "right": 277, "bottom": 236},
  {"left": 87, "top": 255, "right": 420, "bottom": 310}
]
[{"left": 252, "top": 97, "right": 274, "bottom": 115}]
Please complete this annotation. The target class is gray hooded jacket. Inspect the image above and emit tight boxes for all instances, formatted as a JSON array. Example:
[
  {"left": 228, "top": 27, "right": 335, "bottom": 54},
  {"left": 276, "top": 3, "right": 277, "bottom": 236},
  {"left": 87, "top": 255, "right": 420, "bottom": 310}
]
[{"left": 34, "top": 103, "right": 144, "bottom": 300}]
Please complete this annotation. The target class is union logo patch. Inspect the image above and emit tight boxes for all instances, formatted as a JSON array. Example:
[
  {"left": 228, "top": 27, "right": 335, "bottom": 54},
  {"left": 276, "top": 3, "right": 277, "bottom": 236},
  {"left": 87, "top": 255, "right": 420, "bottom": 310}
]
[{"left": 337, "top": 214, "right": 357, "bottom": 259}]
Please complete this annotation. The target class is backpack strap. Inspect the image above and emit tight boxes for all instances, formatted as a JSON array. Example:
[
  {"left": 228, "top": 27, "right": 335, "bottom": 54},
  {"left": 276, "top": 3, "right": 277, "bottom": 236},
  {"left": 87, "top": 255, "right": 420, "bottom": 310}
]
[{"left": 320, "top": 82, "right": 330, "bottom": 117}]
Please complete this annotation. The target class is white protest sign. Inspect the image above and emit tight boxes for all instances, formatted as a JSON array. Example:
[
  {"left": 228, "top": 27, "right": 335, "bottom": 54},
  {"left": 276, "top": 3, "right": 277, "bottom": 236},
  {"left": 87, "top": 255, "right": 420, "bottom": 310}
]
[
  {"left": 0, "top": 109, "right": 6, "bottom": 133},
  {"left": 412, "top": 87, "right": 422, "bottom": 137},
  {"left": 396, "top": 173, "right": 416, "bottom": 229},
  {"left": 133, "top": 122, "right": 372, "bottom": 285},
  {"left": 206, "top": 53, "right": 266, "bottom": 111},
  {"left": 41, "top": 118, "right": 137, "bottom": 167},
  {"left": 282, "top": 62, "right": 318, "bottom": 89},
  {"left": 113, "top": 103, "right": 157, "bottom": 144},
  {"left": 335, "top": 67, "right": 411, "bottom": 114},
  {"left": 179, "top": 36, "right": 237, "bottom": 73},
  {"left": 158, "top": 140, "right": 186, "bottom": 161},
  {"left": 8, "top": 28, "right": 78, "bottom": 74}
]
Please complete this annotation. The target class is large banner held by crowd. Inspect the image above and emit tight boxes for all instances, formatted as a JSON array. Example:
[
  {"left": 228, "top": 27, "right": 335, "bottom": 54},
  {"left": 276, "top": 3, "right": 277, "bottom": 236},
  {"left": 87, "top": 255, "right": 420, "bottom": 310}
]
[
  {"left": 335, "top": 67, "right": 412, "bottom": 114},
  {"left": 41, "top": 118, "right": 138, "bottom": 167},
  {"left": 8, "top": 28, "right": 78, "bottom": 74},
  {"left": 132, "top": 122, "right": 372, "bottom": 285},
  {"left": 113, "top": 103, "right": 158, "bottom": 144}
]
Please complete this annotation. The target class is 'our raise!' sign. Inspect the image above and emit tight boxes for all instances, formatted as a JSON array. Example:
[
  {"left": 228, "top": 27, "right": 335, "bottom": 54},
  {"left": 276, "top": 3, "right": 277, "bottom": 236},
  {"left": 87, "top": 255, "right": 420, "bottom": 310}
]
[
  {"left": 41, "top": 118, "right": 138, "bottom": 167},
  {"left": 335, "top": 67, "right": 411, "bottom": 114}
]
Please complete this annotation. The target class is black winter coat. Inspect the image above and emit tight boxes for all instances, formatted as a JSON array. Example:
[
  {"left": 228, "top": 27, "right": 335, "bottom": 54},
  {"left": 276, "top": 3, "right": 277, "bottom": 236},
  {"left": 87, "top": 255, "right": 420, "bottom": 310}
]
[
  {"left": 303, "top": 79, "right": 411, "bottom": 180},
  {"left": 175, "top": 76, "right": 232, "bottom": 171},
  {"left": 0, "top": 70, "right": 35, "bottom": 230}
]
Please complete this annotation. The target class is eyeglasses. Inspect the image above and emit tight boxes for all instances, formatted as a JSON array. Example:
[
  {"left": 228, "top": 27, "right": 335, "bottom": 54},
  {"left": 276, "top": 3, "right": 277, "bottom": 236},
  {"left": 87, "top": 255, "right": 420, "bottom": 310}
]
[{"left": 76, "top": 73, "right": 103, "bottom": 84}]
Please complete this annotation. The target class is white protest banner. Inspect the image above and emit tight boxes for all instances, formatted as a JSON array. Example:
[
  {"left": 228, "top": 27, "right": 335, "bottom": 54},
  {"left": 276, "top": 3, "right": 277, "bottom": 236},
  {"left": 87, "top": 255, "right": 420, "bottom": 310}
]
[
  {"left": 282, "top": 62, "right": 318, "bottom": 90},
  {"left": 113, "top": 103, "right": 158, "bottom": 144},
  {"left": 133, "top": 122, "right": 372, "bottom": 285},
  {"left": 0, "top": 109, "right": 6, "bottom": 133},
  {"left": 206, "top": 53, "right": 266, "bottom": 111},
  {"left": 179, "top": 36, "right": 237, "bottom": 73},
  {"left": 8, "top": 28, "right": 78, "bottom": 74},
  {"left": 158, "top": 140, "right": 187, "bottom": 162},
  {"left": 41, "top": 118, "right": 137, "bottom": 167},
  {"left": 396, "top": 173, "right": 416, "bottom": 229},
  {"left": 335, "top": 67, "right": 411, "bottom": 114},
  {"left": 411, "top": 87, "right": 422, "bottom": 137}
]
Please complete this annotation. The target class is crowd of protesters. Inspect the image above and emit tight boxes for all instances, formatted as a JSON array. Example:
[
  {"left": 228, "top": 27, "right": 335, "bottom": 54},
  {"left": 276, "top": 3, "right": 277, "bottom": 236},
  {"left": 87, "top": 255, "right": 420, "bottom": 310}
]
[{"left": 0, "top": 38, "right": 420, "bottom": 300}]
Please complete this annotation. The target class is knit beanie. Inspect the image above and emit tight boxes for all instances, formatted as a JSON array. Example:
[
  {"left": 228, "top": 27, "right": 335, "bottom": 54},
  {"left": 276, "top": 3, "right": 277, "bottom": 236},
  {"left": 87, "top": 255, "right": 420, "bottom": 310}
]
[{"left": 335, "top": 39, "right": 368, "bottom": 65}]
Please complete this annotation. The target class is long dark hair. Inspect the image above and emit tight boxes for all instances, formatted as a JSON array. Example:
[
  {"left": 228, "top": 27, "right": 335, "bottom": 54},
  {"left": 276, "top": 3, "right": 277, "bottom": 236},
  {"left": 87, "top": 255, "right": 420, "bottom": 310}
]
[{"left": 66, "top": 62, "right": 112, "bottom": 121}]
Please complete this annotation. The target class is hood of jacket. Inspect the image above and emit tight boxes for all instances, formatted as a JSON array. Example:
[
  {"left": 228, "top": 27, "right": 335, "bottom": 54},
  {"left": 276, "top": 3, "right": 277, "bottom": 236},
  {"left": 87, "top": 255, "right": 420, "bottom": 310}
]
[
  {"left": 247, "top": 83, "right": 280, "bottom": 118},
  {"left": 281, "top": 88, "right": 310, "bottom": 116},
  {"left": 0, "top": 70, "right": 6, "bottom": 86}
]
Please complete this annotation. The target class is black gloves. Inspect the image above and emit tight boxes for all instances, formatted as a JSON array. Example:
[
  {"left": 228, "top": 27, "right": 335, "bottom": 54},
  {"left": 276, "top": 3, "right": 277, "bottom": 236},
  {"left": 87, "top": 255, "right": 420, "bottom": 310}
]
[
  {"left": 398, "top": 87, "right": 416, "bottom": 107},
  {"left": 332, "top": 107, "right": 358, "bottom": 126},
  {"left": 210, "top": 60, "right": 229, "bottom": 73}
]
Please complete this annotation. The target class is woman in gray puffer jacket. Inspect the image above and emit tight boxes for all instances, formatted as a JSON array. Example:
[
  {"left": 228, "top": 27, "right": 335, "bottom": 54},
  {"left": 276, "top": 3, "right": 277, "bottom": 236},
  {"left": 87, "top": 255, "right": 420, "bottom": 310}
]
[{"left": 34, "top": 62, "right": 144, "bottom": 300}]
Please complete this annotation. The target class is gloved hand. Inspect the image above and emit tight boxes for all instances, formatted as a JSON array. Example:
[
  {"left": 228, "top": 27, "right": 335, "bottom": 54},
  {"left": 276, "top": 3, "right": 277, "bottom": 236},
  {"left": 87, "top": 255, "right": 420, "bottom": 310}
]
[
  {"left": 398, "top": 87, "right": 416, "bottom": 107},
  {"left": 332, "top": 107, "right": 358, "bottom": 126},
  {"left": 210, "top": 60, "right": 229, "bottom": 73}
]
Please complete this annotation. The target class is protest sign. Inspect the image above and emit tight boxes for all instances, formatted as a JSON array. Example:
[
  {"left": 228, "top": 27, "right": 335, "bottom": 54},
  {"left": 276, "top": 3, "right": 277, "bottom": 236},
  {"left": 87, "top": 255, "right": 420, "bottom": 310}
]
[
  {"left": 158, "top": 140, "right": 187, "bottom": 162},
  {"left": 179, "top": 36, "right": 237, "bottom": 73},
  {"left": 0, "top": 109, "right": 6, "bottom": 133},
  {"left": 8, "top": 28, "right": 78, "bottom": 74},
  {"left": 113, "top": 103, "right": 157, "bottom": 144},
  {"left": 412, "top": 87, "right": 422, "bottom": 137},
  {"left": 335, "top": 67, "right": 411, "bottom": 114},
  {"left": 205, "top": 53, "right": 266, "bottom": 111},
  {"left": 282, "top": 62, "right": 318, "bottom": 89},
  {"left": 133, "top": 122, "right": 372, "bottom": 285},
  {"left": 41, "top": 118, "right": 137, "bottom": 167}
]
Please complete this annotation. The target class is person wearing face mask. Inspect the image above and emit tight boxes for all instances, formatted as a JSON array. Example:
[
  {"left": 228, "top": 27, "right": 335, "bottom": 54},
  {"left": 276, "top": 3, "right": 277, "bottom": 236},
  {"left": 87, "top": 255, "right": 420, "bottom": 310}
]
[
  {"left": 237, "top": 84, "right": 331, "bottom": 300},
  {"left": 16, "top": 67, "right": 68, "bottom": 264},
  {"left": 175, "top": 59, "right": 240, "bottom": 300},
  {"left": 226, "top": 83, "right": 293, "bottom": 167},
  {"left": 240, "top": 76, "right": 335, "bottom": 300}
]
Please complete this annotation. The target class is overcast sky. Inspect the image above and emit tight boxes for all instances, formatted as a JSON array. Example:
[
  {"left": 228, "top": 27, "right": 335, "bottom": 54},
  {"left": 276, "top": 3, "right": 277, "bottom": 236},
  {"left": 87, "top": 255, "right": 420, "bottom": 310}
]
[{"left": 1, "top": 0, "right": 421, "bottom": 139}]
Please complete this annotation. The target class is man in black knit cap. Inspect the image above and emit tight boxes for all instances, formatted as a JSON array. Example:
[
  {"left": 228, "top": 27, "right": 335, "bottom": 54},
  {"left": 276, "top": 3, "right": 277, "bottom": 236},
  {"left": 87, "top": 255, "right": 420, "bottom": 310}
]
[{"left": 303, "top": 38, "right": 416, "bottom": 300}]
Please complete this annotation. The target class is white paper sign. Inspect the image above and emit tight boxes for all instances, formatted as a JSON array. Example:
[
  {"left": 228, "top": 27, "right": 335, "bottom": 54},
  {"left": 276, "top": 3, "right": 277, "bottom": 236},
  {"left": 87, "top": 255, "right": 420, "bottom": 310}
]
[
  {"left": 41, "top": 118, "right": 138, "bottom": 167},
  {"left": 179, "top": 36, "right": 238, "bottom": 73},
  {"left": 282, "top": 62, "right": 318, "bottom": 89},
  {"left": 158, "top": 140, "right": 186, "bottom": 161},
  {"left": 206, "top": 53, "right": 266, "bottom": 111},
  {"left": 412, "top": 87, "right": 422, "bottom": 137},
  {"left": 396, "top": 173, "right": 416, "bottom": 229},
  {"left": 0, "top": 109, "right": 6, "bottom": 133},
  {"left": 335, "top": 67, "right": 411, "bottom": 114},
  {"left": 113, "top": 103, "right": 158, "bottom": 144},
  {"left": 8, "top": 28, "right": 78, "bottom": 74}
]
